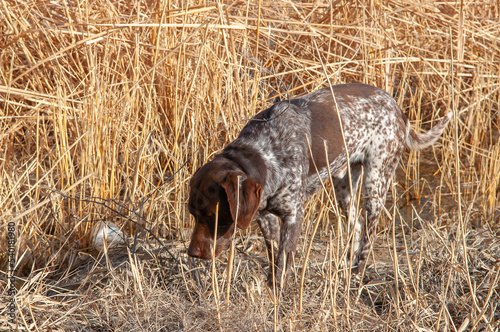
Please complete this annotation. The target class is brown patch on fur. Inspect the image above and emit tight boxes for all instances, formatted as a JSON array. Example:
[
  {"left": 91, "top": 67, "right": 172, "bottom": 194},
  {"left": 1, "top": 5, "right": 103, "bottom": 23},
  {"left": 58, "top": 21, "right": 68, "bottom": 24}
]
[{"left": 306, "top": 99, "right": 344, "bottom": 175}]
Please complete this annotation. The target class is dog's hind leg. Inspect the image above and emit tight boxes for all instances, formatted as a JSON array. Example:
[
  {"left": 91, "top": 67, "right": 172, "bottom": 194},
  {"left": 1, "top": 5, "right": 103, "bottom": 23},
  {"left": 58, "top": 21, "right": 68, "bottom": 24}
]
[
  {"left": 354, "top": 144, "right": 404, "bottom": 273},
  {"left": 332, "top": 162, "right": 365, "bottom": 269}
]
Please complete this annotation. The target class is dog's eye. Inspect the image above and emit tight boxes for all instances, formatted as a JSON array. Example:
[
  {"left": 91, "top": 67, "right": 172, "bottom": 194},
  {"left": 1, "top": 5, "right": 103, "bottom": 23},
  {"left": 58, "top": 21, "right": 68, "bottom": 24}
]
[
  {"left": 189, "top": 207, "right": 200, "bottom": 217},
  {"left": 204, "top": 183, "right": 219, "bottom": 198}
]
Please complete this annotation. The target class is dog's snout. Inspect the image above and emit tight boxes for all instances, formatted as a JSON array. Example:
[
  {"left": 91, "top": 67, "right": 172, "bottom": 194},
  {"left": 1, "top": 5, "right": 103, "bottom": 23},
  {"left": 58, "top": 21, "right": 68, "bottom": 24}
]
[{"left": 187, "top": 244, "right": 202, "bottom": 258}]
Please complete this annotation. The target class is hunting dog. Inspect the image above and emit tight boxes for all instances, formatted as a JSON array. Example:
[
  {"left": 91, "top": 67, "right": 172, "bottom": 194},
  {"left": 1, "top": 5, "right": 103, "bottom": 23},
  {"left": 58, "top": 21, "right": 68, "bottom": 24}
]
[{"left": 187, "top": 83, "right": 451, "bottom": 290}]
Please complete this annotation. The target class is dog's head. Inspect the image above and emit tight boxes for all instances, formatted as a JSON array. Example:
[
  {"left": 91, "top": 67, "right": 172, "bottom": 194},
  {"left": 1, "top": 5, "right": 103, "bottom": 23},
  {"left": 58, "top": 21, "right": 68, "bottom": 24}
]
[{"left": 187, "top": 160, "right": 262, "bottom": 260}]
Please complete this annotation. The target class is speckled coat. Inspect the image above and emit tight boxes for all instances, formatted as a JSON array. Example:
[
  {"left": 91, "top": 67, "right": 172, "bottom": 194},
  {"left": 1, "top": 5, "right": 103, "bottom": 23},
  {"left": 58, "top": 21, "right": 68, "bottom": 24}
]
[{"left": 187, "top": 83, "right": 452, "bottom": 290}]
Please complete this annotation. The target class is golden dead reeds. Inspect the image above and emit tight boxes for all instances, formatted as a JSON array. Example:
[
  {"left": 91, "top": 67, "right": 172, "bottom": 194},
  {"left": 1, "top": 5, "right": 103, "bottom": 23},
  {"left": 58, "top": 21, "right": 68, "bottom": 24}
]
[{"left": 0, "top": 0, "right": 499, "bottom": 330}]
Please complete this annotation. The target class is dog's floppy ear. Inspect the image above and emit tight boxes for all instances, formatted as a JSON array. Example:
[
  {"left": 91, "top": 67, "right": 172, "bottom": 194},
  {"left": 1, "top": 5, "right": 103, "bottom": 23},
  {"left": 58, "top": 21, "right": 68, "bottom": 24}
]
[{"left": 221, "top": 172, "right": 262, "bottom": 230}]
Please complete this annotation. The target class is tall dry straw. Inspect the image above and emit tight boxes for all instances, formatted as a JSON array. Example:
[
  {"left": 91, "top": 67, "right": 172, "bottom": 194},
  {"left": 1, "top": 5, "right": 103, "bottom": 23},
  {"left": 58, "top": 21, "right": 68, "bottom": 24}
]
[{"left": 0, "top": 0, "right": 499, "bottom": 330}]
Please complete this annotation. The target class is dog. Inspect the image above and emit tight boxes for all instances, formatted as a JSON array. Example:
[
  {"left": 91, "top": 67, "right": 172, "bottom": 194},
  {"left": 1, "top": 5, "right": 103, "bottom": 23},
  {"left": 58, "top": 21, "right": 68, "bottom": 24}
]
[{"left": 187, "top": 83, "right": 451, "bottom": 290}]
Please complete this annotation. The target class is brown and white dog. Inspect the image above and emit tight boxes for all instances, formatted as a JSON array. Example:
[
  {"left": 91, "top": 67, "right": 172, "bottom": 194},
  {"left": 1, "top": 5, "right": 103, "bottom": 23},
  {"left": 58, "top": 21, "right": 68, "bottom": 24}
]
[{"left": 187, "top": 83, "right": 451, "bottom": 290}]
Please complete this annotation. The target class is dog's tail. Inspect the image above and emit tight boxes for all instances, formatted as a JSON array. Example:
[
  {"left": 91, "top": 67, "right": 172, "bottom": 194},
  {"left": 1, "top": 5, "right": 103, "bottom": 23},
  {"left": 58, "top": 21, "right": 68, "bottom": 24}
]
[{"left": 405, "top": 111, "right": 452, "bottom": 150}]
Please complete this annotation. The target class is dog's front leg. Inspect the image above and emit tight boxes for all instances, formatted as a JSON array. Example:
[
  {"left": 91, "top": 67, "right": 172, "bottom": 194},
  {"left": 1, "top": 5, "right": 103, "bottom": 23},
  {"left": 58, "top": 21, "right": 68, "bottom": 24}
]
[
  {"left": 256, "top": 213, "right": 281, "bottom": 264},
  {"left": 267, "top": 207, "right": 303, "bottom": 292}
]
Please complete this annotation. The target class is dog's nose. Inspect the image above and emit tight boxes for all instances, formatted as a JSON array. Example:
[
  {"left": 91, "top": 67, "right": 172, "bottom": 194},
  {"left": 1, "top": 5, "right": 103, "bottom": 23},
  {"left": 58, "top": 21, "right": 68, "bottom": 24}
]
[{"left": 187, "top": 244, "right": 202, "bottom": 258}]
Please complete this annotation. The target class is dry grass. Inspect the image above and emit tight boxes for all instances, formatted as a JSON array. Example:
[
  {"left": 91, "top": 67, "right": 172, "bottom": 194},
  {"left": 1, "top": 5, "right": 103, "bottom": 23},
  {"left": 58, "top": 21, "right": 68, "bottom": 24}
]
[{"left": 1, "top": 0, "right": 499, "bottom": 331}]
